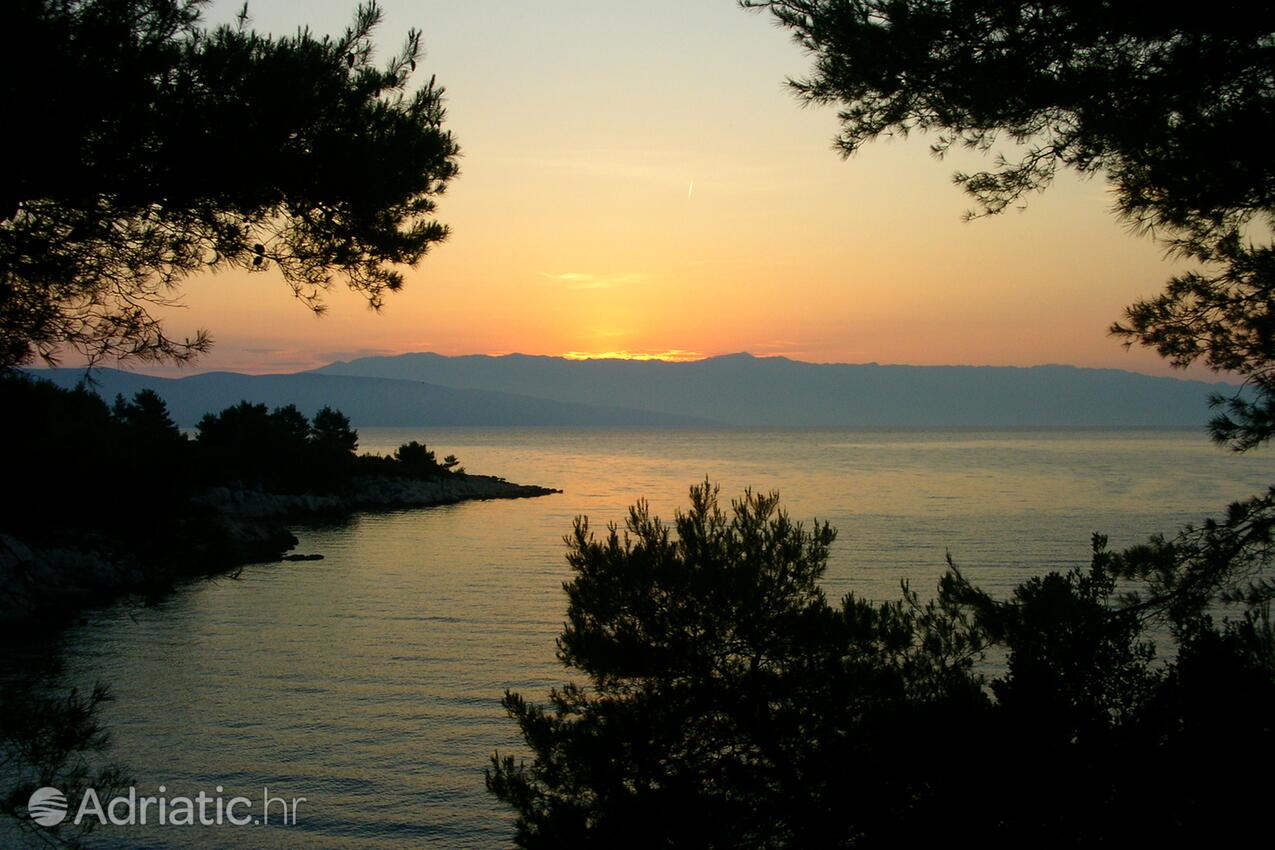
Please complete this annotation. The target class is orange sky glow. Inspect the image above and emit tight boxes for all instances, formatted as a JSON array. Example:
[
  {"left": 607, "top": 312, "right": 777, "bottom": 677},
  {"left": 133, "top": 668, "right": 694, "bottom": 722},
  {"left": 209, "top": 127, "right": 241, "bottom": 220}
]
[{"left": 123, "top": 0, "right": 1205, "bottom": 380}]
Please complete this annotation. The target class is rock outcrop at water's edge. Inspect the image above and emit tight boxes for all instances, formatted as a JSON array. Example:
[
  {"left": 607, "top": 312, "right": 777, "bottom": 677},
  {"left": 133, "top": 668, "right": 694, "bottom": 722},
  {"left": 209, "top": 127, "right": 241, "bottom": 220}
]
[
  {"left": 195, "top": 474, "right": 560, "bottom": 519},
  {"left": 0, "top": 474, "right": 558, "bottom": 632}
]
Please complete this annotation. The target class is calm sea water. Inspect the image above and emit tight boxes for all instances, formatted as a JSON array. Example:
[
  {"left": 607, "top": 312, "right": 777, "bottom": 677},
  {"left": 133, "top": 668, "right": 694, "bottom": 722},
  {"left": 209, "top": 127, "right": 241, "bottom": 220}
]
[{"left": 24, "top": 428, "right": 1275, "bottom": 848}]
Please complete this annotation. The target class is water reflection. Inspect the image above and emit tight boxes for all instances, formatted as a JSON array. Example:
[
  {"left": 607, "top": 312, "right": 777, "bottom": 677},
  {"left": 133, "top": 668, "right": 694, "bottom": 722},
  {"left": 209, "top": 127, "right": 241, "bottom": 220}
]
[
  {"left": 1, "top": 633, "right": 130, "bottom": 849},
  {"left": 10, "top": 428, "right": 1275, "bottom": 848}
]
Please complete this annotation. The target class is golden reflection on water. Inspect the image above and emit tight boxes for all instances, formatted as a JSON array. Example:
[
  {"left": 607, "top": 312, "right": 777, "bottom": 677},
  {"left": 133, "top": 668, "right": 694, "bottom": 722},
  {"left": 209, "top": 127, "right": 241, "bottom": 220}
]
[{"left": 52, "top": 428, "right": 1275, "bottom": 848}]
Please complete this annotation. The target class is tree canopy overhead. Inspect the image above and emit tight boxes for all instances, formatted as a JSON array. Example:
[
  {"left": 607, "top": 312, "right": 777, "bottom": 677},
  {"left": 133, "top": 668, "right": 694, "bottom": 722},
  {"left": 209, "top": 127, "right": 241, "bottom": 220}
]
[
  {"left": 750, "top": 0, "right": 1274, "bottom": 233},
  {"left": 0, "top": 0, "right": 459, "bottom": 369},
  {"left": 748, "top": 0, "right": 1275, "bottom": 448}
]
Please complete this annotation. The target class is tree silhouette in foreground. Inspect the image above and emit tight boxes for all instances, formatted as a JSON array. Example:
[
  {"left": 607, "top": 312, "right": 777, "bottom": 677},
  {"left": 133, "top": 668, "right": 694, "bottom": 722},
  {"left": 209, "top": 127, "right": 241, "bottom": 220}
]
[
  {"left": 0, "top": 0, "right": 459, "bottom": 369},
  {"left": 0, "top": 675, "right": 129, "bottom": 849},
  {"left": 745, "top": 0, "right": 1275, "bottom": 450},
  {"left": 489, "top": 482, "right": 1275, "bottom": 848}
]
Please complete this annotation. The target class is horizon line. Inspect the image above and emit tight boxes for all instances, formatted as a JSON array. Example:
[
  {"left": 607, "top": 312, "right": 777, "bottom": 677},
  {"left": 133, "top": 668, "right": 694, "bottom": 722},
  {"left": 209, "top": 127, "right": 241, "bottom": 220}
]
[{"left": 29, "top": 350, "right": 1236, "bottom": 385}]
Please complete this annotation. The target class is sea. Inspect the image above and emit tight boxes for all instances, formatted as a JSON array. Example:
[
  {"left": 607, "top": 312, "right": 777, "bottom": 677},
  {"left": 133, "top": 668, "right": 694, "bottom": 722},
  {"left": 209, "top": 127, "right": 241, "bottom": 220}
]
[{"left": 12, "top": 427, "right": 1275, "bottom": 848}]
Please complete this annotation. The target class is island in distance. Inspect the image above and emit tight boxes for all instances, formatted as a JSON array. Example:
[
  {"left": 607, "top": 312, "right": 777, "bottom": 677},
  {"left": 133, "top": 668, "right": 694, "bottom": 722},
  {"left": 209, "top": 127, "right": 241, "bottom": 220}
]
[{"left": 35, "top": 352, "right": 1237, "bottom": 429}]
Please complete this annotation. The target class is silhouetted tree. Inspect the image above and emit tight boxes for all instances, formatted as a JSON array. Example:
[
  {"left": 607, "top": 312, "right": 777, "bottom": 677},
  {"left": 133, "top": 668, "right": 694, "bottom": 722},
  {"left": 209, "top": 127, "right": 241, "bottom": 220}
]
[
  {"left": 746, "top": 0, "right": 1275, "bottom": 449},
  {"left": 741, "top": 2, "right": 1275, "bottom": 687},
  {"left": 311, "top": 405, "right": 359, "bottom": 456},
  {"left": 390, "top": 440, "right": 454, "bottom": 478},
  {"left": 106, "top": 388, "right": 191, "bottom": 509},
  {"left": 1, "top": 678, "right": 130, "bottom": 849},
  {"left": 1, "top": 0, "right": 459, "bottom": 369},
  {"left": 192, "top": 398, "right": 458, "bottom": 487},
  {"left": 305, "top": 405, "right": 358, "bottom": 481},
  {"left": 195, "top": 400, "right": 270, "bottom": 450},
  {"left": 490, "top": 483, "right": 990, "bottom": 848},
  {"left": 0, "top": 372, "right": 131, "bottom": 535},
  {"left": 195, "top": 400, "right": 275, "bottom": 486},
  {"left": 269, "top": 404, "right": 312, "bottom": 450},
  {"left": 195, "top": 401, "right": 327, "bottom": 488},
  {"left": 111, "top": 389, "right": 184, "bottom": 446},
  {"left": 489, "top": 483, "right": 1275, "bottom": 848}
]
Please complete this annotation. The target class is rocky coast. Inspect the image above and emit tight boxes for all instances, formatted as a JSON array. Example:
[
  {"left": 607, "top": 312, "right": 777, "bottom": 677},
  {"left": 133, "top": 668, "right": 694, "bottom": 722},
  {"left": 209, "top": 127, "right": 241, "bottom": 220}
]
[{"left": 0, "top": 474, "right": 558, "bottom": 631}]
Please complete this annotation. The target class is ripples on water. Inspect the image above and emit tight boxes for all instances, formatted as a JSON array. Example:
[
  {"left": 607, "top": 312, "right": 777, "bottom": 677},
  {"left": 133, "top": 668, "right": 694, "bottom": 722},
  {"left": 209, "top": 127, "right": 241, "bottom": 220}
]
[{"left": 21, "top": 428, "right": 1275, "bottom": 847}]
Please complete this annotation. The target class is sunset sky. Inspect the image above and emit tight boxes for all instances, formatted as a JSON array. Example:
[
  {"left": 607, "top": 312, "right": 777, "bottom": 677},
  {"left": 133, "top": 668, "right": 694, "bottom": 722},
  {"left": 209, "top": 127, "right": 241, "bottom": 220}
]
[{"left": 147, "top": 0, "right": 1193, "bottom": 377}]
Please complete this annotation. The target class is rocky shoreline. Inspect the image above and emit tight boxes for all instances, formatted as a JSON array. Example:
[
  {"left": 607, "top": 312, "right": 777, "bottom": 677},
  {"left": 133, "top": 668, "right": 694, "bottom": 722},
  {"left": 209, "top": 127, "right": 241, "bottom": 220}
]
[
  {"left": 0, "top": 474, "right": 559, "bottom": 632},
  {"left": 195, "top": 474, "right": 560, "bottom": 519}
]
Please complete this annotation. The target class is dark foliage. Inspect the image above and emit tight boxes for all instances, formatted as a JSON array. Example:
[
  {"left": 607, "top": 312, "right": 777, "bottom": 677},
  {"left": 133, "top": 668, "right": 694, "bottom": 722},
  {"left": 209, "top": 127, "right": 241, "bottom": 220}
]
[
  {"left": 489, "top": 482, "right": 1275, "bottom": 848},
  {"left": 389, "top": 440, "right": 459, "bottom": 476},
  {"left": 193, "top": 404, "right": 458, "bottom": 491},
  {"left": 311, "top": 405, "right": 359, "bottom": 457},
  {"left": 195, "top": 401, "right": 315, "bottom": 490},
  {"left": 0, "top": 371, "right": 190, "bottom": 541},
  {"left": 747, "top": 0, "right": 1275, "bottom": 449},
  {"left": 0, "top": 672, "right": 130, "bottom": 849},
  {"left": 0, "top": 374, "right": 461, "bottom": 541},
  {"left": 0, "top": 0, "right": 459, "bottom": 369}
]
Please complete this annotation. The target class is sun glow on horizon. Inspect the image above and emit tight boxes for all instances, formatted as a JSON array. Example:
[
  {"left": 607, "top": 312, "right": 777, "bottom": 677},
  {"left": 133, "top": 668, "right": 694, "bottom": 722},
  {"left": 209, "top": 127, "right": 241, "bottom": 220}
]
[{"left": 560, "top": 349, "right": 706, "bottom": 362}]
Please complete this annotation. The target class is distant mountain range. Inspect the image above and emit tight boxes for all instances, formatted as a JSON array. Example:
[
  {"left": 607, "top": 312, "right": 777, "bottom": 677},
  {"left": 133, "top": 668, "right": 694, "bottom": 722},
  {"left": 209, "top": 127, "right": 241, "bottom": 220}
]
[
  {"left": 314, "top": 352, "right": 1236, "bottom": 428},
  {"left": 29, "top": 352, "right": 1238, "bottom": 429},
  {"left": 29, "top": 368, "right": 717, "bottom": 428}
]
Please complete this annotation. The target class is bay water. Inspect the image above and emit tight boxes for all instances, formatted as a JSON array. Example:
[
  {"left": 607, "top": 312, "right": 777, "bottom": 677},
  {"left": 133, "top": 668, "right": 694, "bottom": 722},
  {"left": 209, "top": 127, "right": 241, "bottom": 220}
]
[{"left": 26, "top": 427, "right": 1275, "bottom": 848}]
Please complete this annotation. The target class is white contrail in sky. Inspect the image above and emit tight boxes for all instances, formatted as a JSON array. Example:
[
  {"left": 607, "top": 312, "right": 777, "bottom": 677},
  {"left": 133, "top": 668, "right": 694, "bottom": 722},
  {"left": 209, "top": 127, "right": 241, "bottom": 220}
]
[{"left": 688, "top": 180, "right": 694, "bottom": 200}]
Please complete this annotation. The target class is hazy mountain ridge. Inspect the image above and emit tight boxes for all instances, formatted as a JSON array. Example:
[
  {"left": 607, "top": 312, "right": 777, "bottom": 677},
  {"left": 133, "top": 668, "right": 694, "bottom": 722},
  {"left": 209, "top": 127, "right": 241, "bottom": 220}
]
[
  {"left": 28, "top": 353, "right": 1237, "bottom": 428},
  {"left": 28, "top": 369, "right": 719, "bottom": 428},
  {"left": 314, "top": 352, "right": 1237, "bottom": 427}
]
